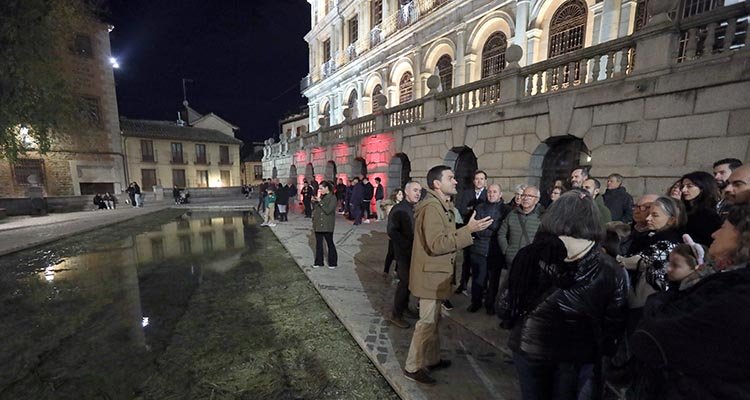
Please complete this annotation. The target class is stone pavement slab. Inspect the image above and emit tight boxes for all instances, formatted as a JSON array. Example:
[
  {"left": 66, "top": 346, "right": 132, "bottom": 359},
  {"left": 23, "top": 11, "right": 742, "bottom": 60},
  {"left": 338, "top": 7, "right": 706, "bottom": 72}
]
[{"left": 268, "top": 210, "right": 521, "bottom": 400}]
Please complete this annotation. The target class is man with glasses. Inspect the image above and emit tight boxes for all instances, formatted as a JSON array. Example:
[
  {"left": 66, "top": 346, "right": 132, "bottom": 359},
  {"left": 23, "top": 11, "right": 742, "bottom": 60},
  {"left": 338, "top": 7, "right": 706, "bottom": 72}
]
[
  {"left": 497, "top": 186, "right": 543, "bottom": 297},
  {"left": 622, "top": 193, "right": 659, "bottom": 255}
]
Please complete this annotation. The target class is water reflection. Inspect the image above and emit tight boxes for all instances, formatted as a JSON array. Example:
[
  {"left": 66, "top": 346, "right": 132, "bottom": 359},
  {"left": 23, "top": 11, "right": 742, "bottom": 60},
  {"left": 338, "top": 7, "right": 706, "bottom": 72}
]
[{"left": 0, "top": 211, "right": 250, "bottom": 399}]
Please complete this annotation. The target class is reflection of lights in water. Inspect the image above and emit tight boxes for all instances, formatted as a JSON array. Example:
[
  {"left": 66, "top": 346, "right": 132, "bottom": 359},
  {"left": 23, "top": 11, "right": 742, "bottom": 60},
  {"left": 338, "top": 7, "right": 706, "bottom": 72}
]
[
  {"left": 43, "top": 268, "right": 55, "bottom": 282},
  {"left": 142, "top": 317, "right": 149, "bottom": 327}
]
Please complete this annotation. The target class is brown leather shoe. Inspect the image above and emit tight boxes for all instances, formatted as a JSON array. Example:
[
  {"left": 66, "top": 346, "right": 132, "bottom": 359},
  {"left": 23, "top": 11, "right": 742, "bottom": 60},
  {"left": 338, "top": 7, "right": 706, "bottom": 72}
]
[
  {"left": 389, "top": 317, "right": 410, "bottom": 329},
  {"left": 427, "top": 359, "right": 452, "bottom": 371},
  {"left": 403, "top": 368, "right": 436, "bottom": 385}
]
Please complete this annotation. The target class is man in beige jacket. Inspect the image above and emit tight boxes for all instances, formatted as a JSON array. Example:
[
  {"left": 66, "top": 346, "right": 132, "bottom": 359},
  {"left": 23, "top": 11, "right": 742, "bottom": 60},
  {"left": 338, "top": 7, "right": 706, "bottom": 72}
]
[{"left": 403, "top": 165, "right": 493, "bottom": 385}]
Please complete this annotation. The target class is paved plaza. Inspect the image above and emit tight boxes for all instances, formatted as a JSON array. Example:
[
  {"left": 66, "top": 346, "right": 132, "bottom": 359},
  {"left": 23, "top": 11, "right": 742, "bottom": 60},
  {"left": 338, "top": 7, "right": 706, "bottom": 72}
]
[{"left": 0, "top": 195, "right": 520, "bottom": 399}]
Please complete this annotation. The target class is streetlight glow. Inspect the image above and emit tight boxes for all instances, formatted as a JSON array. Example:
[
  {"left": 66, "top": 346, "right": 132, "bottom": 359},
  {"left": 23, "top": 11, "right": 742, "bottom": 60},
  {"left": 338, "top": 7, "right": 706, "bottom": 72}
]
[{"left": 109, "top": 57, "right": 120, "bottom": 69}]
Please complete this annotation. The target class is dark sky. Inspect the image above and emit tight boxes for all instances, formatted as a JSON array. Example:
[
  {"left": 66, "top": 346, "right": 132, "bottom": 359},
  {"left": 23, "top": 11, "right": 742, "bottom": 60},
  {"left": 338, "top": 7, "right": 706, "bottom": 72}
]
[{"left": 105, "top": 0, "right": 310, "bottom": 149}]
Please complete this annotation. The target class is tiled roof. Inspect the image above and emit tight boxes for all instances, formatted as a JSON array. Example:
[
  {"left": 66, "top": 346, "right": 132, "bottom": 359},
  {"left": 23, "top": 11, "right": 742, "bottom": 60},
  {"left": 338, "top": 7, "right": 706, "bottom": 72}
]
[{"left": 120, "top": 118, "right": 243, "bottom": 145}]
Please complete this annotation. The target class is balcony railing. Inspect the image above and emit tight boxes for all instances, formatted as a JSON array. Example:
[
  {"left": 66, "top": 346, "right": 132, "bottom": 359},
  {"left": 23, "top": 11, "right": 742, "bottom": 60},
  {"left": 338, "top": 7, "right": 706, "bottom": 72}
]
[
  {"left": 387, "top": 100, "right": 424, "bottom": 127},
  {"left": 437, "top": 76, "right": 503, "bottom": 114},
  {"left": 677, "top": 2, "right": 749, "bottom": 62}
]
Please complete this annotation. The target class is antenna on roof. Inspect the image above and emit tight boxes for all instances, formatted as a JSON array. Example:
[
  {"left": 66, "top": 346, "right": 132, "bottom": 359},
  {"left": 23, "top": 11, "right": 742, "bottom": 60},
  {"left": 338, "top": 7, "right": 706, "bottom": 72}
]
[
  {"left": 182, "top": 78, "right": 194, "bottom": 104},
  {"left": 176, "top": 112, "right": 185, "bottom": 127}
]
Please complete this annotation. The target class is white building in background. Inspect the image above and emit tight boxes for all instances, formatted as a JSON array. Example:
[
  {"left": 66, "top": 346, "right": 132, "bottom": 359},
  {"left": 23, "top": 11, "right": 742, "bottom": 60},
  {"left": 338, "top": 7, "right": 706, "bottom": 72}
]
[{"left": 301, "top": 0, "right": 674, "bottom": 129}]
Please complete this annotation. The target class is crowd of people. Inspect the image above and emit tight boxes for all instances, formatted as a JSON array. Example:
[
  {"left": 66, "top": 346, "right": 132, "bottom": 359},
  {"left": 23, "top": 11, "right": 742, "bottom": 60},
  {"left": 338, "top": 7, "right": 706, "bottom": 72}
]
[{"left": 255, "top": 158, "right": 750, "bottom": 399}]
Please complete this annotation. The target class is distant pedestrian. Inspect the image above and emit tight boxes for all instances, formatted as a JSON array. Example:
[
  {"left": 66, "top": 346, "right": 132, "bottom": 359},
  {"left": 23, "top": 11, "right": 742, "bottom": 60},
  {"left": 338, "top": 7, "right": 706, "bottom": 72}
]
[
  {"left": 312, "top": 181, "right": 337, "bottom": 269},
  {"left": 603, "top": 173, "right": 634, "bottom": 223},
  {"left": 374, "top": 177, "right": 385, "bottom": 221},
  {"left": 362, "top": 177, "right": 374, "bottom": 222},
  {"left": 336, "top": 178, "right": 347, "bottom": 213},
  {"left": 261, "top": 188, "right": 277, "bottom": 227},
  {"left": 133, "top": 182, "right": 143, "bottom": 207},
  {"left": 301, "top": 180, "right": 313, "bottom": 218}
]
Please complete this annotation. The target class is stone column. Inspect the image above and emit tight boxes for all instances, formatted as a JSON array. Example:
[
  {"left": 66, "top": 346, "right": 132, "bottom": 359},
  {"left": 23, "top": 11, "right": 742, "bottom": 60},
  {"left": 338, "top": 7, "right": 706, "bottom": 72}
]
[
  {"left": 464, "top": 53, "right": 477, "bottom": 82},
  {"left": 309, "top": 101, "right": 318, "bottom": 131},
  {"left": 356, "top": 79, "right": 365, "bottom": 117},
  {"left": 387, "top": 85, "right": 397, "bottom": 106},
  {"left": 526, "top": 28, "right": 542, "bottom": 64},
  {"left": 360, "top": 1, "right": 370, "bottom": 50},
  {"left": 413, "top": 48, "right": 423, "bottom": 98},
  {"left": 454, "top": 26, "right": 467, "bottom": 86},
  {"left": 632, "top": 0, "right": 680, "bottom": 72},
  {"left": 382, "top": 0, "right": 391, "bottom": 27},
  {"left": 515, "top": 0, "right": 530, "bottom": 65}
]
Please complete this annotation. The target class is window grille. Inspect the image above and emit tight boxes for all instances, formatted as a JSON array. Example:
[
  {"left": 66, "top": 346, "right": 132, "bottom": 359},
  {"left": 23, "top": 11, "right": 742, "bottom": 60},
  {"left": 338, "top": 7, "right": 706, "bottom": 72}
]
[{"left": 481, "top": 32, "right": 508, "bottom": 78}]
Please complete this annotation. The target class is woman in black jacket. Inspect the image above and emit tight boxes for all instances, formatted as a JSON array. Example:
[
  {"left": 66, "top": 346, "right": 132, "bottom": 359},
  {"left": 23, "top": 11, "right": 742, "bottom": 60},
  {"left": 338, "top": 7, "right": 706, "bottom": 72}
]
[
  {"left": 631, "top": 205, "right": 750, "bottom": 400},
  {"left": 504, "top": 189, "right": 628, "bottom": 400},
  {"left": 679, "top": 171, "right": 722, "bottom": 246}
]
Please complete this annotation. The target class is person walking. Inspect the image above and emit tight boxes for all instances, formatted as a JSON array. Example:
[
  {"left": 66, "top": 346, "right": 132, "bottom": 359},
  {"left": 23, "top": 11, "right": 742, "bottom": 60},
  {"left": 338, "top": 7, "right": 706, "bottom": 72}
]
[
  {"left": 403, "top": 165, "right": 492, "bottom": 385},
  {"left": 387, "top": 181, "right": 421, "bottom": 328},
  {"left": 362, "top": 177, "right": 374, "bottom": 223},
  {"left": 133, "top": 182, "right": 143, "bottom": 207},
  {"left": 383, "top": 188, "right": 404, "bottom": 274},
  {"left": 336, "top": 178, "right": 347, "bottom": 213},
  {"left": 312, "top": 181, "right": 338, "bottom": 269}
]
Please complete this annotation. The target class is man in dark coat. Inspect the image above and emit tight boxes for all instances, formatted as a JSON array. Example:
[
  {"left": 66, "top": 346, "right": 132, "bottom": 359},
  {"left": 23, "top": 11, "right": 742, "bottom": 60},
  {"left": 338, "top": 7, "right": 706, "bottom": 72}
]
[
  {"left": 387, "top": 180, "right": 422, "bottom": 329},
  {"left": 350, "top": 177, "right": 364, "bottom": 225},
  {"left": 275, "top": 183, "right": 290, "bottom": 221},
  {"left": 603, "top": 173, "right": 634, "bottom": 223},
  {"left": 468, "top": 184, "right": 510, "bottom": 314},
  {"left": 336, "top": 178, "right": 347, "bottom": 213},
  {"left": 362, "top": 177, "right": 374, "bottom": 222},
  {"left": 455, "top": 170, "right": 488, "bottom": 294}
]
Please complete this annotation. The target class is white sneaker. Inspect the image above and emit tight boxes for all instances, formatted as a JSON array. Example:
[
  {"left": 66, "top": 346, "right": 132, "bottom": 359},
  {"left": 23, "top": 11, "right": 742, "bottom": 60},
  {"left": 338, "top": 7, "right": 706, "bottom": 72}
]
[
  {"left": 328, "top": 265, "right": 337, "bottom": 270},
  {"left": 268, "top": 223, "right": 277, "bottom": 227},
  {"left": 260, "top": 223, "right": 268, "bottom": 226},
  {"left": 312, "top": 265, "right": 323, "bottom": 269},
  {"left": 363, "top": 219, "right": 370, "bottom": 224}
]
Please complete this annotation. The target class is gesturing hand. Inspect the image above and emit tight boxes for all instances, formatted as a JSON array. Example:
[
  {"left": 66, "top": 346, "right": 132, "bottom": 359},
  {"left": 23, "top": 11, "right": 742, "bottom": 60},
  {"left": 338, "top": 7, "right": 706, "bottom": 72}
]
[{"left": 466, "top": 211, "right": 493, "bottom": 233}]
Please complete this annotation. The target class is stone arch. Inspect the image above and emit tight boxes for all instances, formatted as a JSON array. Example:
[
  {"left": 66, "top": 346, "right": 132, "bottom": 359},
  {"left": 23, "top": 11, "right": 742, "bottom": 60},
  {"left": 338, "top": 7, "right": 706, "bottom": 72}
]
[
  {"left": 346, "top": 89, "right": 359, "bottom": 119},
  {"left": 325, "top": 160, "right": 337, "bottom": 182},
  {"left": 423, "top": 37, "right": 457, "bottom": 74},
  {"left": 530, "top": 0, "right": 597, "bottom": 64},
  {"left": 289, "top": 164, "right": 297, "bottom": 182},
  {"left": 444, "top": 146, "right": 478, "bottom": 196},
  {"left": 272, "top": 166, "right": 278, "bottom": 179},
  {"left": 467, "top": 10, "right": 515, "bottom": 81},
  {"left": 534, "top": 135, "right": 590, "bottom": 204},
  {"left": 320, "top": 101, "right": 331, "bottom": 127},
  {"left": 364, "top": 72, "right": 384, "bottom": 114},
  {"left": 351, "top": 157, "right": 367, "bottom": 178},
  {"left": 387, "top": 153, "right": 412, "bottom": 195},
  {"left": 389, "top": 58, "right": 414, "bottom": 89},
  {"left": 305, "top": 162, "right": 315, "bottom": 182}
]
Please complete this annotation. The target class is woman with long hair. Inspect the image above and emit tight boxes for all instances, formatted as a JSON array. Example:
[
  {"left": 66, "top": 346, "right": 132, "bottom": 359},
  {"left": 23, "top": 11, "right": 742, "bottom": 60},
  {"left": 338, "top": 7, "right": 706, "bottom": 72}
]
[{"left": 679, "top": 171, "right": 722, "bottom": 246}]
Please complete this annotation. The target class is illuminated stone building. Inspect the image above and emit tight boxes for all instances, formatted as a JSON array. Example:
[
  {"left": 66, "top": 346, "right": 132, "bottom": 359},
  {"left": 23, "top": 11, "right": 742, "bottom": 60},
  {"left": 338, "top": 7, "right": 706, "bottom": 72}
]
[{"left": 264, "top": 0, "right": 749, "bottom": 200}]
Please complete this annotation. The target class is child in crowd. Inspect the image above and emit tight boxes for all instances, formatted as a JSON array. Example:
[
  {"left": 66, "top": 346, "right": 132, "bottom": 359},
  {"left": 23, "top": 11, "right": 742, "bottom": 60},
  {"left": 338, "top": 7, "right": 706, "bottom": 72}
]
[
  {"left": 261, "top": 188, "right": 277, "bottom": 227},
  {"left": 666, "top": 234, "right": 707, "bottom": 291}
]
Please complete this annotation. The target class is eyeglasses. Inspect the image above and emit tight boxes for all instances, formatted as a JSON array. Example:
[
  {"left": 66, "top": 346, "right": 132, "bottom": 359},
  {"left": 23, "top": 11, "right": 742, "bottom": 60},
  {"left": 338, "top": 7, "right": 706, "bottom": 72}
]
[
  {"left": 632, "top": 204, "right": 650, "bottom": 211},
  {"left": 520, "top": 194, "right": 538, "bottom": 199}
]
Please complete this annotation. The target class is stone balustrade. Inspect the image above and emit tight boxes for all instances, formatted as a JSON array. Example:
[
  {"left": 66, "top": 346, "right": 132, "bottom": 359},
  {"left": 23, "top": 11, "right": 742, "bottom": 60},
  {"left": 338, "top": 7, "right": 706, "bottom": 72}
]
[{"left": 677, "top": 2, "right": 749, "bottom": 63}]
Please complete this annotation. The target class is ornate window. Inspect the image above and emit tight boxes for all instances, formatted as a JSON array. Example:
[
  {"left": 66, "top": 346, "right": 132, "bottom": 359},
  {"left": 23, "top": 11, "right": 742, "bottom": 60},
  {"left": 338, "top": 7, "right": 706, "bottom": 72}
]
[
  {"left": 682, "top": 0, "right": 723, "bottom": 17},
  {"left": 481, "top": 32, "right": 508, "bottom": 78},
  {"left": 13, "top": 159, "right": 44, "bottom": 185},
  {"left": 349, "top": 15, "right": 359, "bottom": 44},
  {"left": 321, "top": 101, "right": 331, "bottom": 126},
  {"left": 548, "top": 0, "right": 587, "bottom": 59},
  {"left": 348, "top": 90, "right": 359, "bottom": 119},
  {"left": 436, "top": 55, "right": 453, "bottom": 91},
  {"left": 371, "top": 84, "right": 383, "bottom": 113},
  {"left": 399, "top": 72, "right": 414, "bottom": 104},
  {"left": 372, "top": 0, "right": 383, "bottom": 26}
]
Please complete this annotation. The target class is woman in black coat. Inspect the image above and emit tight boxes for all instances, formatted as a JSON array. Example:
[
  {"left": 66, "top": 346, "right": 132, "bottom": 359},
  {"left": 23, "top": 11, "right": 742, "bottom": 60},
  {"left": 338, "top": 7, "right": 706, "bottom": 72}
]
[
  {"left": 503, "top": 189, "right": 628, "bottom": 400},
  {"left": 679, "top": 171, "right": 722, "bottom": 246}
]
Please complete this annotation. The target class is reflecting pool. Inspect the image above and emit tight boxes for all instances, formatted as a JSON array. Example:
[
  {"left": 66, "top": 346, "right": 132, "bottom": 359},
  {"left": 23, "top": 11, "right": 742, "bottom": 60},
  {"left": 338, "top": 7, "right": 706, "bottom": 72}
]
[{"left": 0, "top": 210, "right": 396, "bottom": 399}]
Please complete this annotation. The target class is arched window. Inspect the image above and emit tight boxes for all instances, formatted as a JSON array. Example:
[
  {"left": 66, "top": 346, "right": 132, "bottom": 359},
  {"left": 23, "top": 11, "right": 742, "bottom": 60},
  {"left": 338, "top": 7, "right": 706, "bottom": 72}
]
[
  {"left": 371, "top": 84, "right": 383, "bottom": 113},
  {"left": 436, "top": 55, "right": 453, "bottom": 91},
  {"left": 481, "top": 32, "right": 508, "bottom": 78},
  {"left": 399, "top": 72, "right": 413, "bottom": 104},
  {"left": 321, "top": 101, "right": 330, "bottom": 127},
  {"left": 548, "top": 0, "right": 587, "bottom": 59},
  {"left": 348, "top": 90, "right": 358, "bottom": 119}
]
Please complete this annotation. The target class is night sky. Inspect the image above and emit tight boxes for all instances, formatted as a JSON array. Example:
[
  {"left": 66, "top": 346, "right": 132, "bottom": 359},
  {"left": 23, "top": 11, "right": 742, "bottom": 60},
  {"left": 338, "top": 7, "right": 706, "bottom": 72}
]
[{"left": 105, "top": 0, "right": 310, "bottom": 150}]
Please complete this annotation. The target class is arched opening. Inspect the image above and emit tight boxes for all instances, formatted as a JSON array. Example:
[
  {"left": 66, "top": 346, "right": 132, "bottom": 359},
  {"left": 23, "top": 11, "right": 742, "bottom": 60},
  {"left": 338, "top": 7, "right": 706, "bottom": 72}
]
[
  {"left": 436, "top": 54, "right": 453, "bottom": 91},
  {"left": 347, "top": 90, "right": 358, "bottom": 119},
  {"left": 444, "top": 147, "right": 478, "bottom": 197},
  {"left": 321, "top": 101, "right": 331, "bottom": 127},
  {"left": 371, "top": 84, "right": 383, "bottom": 114},
  {"left": 548, "top": 0, "right": 587, "bottom": 58},
  {"left": 387, "top": 153, "right": 412, "bottom": 195},
  {"left": 325, "top": 160, "right": 337, "bottom": 182},
  {"left": 305, "top": 163, "right": 315, "bottom": 182},
  {"left": 289, "top": 164, "right": 297, "bottom": 183},
  {"left": 539, "top": 136, "right": 589, "bottom": 203},
  {"left": 272, "top": 166, "right": 278, "bottom": 179},
  {"left": 481, "top": 31, "right": 508, "bottom": 78},
  {"left": 398, "top": 72, "right": 414, "bottom": 104},
  {"left": 351, "top": 157, "right": 367, "bottom": 178}
]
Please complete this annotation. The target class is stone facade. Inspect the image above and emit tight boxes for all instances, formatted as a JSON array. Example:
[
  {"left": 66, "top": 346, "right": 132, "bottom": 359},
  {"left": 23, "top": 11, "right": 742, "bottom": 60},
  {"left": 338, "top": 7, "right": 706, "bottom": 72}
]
[
  {"left": 266, "top": 2, "right": 750, "bottom": 198},
  {"left": 0, "top": 23, "right": 127, "bottom": 198}
]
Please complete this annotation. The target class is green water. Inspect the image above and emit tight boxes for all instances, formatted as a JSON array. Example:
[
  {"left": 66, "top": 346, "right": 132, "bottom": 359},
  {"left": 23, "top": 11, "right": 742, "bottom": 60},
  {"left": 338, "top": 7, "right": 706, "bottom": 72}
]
[{"left": 0, "top": 210, "right": 397, "bottom": 399}]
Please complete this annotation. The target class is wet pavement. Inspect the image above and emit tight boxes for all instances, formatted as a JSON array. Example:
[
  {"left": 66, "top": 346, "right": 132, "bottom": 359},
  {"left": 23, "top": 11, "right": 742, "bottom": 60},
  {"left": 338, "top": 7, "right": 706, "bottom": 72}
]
[{"left": 269, "top": 208, "right": 521, "bottom": 400}]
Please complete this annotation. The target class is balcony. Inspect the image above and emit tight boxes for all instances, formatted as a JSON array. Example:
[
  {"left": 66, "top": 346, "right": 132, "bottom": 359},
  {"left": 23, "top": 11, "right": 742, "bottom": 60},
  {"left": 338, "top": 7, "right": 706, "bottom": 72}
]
[
  {"left": 170, "top": 155, "right": 187, "bottom": 165},
  {"left": 194, "top": 154, "right": 210, "bottom": 165}
]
